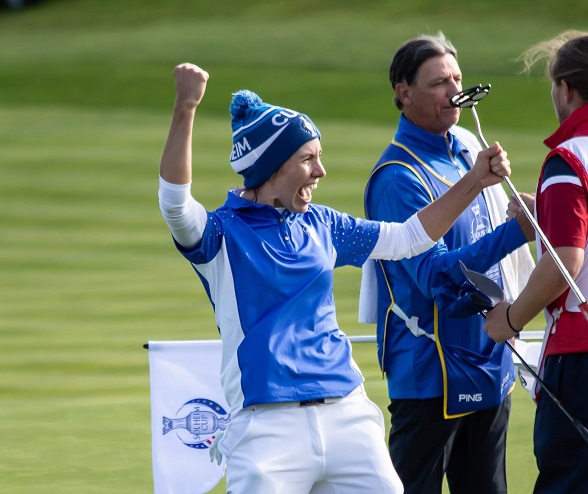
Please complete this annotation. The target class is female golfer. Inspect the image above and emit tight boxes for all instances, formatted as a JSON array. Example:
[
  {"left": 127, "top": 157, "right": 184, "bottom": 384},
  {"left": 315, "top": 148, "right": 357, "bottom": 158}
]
[{"left": 159, "top": 62, "right": 510, "bottom": 494}]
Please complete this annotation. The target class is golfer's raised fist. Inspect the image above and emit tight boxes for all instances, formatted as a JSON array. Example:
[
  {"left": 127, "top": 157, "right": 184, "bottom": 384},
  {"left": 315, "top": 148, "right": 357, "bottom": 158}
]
[{"left": 173, "top": 63, "right": 209, "bottom": 109}]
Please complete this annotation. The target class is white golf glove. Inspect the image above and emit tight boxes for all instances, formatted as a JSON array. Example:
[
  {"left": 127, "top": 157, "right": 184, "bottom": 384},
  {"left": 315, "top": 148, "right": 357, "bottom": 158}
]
[{"left": 209, "top": 431, "right": 224, "bottom": 465}]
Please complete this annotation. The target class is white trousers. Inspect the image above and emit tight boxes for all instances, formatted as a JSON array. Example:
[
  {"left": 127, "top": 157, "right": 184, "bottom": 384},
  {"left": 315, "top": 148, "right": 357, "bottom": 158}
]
[{"left": 219, "top": 387, "right": 403, "bottom": 494}]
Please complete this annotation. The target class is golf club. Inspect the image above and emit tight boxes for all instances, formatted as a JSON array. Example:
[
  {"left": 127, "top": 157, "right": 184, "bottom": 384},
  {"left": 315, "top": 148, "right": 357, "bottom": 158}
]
[
  {"left": 450, "top": 84, "right": 588, "bottom": 321},
  {"left": 459, "top": 260, "right": 588, "bottom": 443}
]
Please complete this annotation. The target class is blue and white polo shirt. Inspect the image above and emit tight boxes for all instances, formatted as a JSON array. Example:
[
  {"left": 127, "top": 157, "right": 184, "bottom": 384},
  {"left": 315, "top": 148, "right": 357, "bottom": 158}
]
[{"left": 176, "top": 190, "right": 380, "bottom": 415}]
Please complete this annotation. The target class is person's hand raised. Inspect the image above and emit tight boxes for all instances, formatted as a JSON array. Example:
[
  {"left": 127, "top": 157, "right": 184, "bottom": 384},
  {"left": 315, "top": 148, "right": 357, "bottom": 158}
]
[{"left": 173, "top": 63, "right": 209, "bottom": 109}]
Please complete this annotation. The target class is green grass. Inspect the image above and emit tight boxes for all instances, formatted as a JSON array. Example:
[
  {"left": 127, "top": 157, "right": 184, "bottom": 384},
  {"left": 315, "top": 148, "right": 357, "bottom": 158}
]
[{"left": 1, "top": 0, "right": 581, "bottom": 492}]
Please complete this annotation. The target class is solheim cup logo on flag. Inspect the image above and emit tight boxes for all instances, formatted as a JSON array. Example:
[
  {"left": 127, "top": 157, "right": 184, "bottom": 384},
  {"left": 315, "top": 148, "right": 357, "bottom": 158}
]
[{"left": 162, "top": 398, "right": 230, "bottom": 450}]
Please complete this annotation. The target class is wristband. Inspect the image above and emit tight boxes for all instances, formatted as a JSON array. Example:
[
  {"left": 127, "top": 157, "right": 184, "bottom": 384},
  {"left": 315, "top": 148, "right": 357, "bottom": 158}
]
[{"left": 506, "top": 305, "right": 522, "bottom": 334}]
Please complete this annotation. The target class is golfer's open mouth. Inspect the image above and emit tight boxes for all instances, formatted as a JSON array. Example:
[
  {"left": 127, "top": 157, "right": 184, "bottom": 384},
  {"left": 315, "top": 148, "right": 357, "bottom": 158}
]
[{"left": 298, "top": 183, "right": 317, "bottom": 201}]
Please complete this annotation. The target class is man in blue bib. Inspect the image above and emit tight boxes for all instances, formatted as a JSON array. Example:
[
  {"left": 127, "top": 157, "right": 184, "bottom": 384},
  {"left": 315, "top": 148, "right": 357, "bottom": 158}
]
[{"left": 363, "top": 32, "right": 535, "bottom": 494}]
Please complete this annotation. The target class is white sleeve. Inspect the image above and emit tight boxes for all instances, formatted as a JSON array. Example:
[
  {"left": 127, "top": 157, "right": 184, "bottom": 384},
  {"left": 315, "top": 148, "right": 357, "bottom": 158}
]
[
  {"left": 368, "top": 213, "right": 435, "bottom": 260},
  {"left": 158, "top": 176, "right": 207, "bottom": 249}
]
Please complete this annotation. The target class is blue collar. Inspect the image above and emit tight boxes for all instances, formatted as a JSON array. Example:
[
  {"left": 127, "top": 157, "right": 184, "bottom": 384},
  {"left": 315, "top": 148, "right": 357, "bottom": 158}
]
[
  {"left": 396, "top": 114, "right": 469, "bottom": 158},
  {"left": 224, "top": 189, "right": 300, "bottom": 221}
]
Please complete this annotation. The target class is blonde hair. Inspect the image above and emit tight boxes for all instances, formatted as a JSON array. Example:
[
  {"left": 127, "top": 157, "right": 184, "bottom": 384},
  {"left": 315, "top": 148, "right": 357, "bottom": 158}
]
[{"left": 521, "top": 30, "right": 588, "bottom": 100}]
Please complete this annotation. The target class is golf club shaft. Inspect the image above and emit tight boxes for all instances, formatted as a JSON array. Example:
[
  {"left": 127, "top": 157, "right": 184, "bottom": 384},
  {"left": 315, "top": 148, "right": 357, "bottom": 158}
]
[
  {"left": 480, "top": 309, "right": 588, "bottom": 442},
  {"left": 506, "top": 341, "right": 564, "bottom": 414},
  {"left": 504, "top": 340, "right": 588, "bottom": 443},
  {"left": 470, "top": 106, "right": 588, "bottom": 315},
  {"left": 480, "top": 311, "right": 561, "bottom": 409}
]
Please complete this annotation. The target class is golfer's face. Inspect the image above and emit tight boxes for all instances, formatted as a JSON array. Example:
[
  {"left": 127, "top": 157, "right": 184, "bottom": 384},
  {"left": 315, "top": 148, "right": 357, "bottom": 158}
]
[
  {"left": 404, "top": 54, "right": 462, "bottom": 136},
  {"left": 271, "top": 139, "right": 325, "bottom": 213}
]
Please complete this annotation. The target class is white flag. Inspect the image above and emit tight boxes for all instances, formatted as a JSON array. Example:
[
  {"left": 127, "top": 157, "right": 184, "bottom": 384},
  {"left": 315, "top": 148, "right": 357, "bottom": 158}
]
[{"left": 148, "top": 340, "right": 230, "bottom": 494}]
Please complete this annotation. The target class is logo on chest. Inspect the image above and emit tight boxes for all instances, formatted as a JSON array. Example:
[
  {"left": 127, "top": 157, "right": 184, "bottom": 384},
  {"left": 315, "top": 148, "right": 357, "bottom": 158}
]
[
  {"left": 470, "top": 204, "right": 490, "bottom": 242},
  {"left": 302, "top": 225, "right": 321, "bottom": 247}
]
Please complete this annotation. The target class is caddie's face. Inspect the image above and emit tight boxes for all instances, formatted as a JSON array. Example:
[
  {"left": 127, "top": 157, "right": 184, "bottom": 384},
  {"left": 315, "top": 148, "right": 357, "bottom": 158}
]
[
  {"left": 398, "top": 54, "right": 462, "bottom": 136},
  {"left": 270, "top": 139, "right": 325, "bottom": 213}
]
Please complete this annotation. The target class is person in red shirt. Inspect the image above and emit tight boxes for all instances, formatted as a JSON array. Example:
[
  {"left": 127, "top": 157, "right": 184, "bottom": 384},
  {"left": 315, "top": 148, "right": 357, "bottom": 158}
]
[{"left": 484, "top": 30, "right": 588, "bottom": 494}]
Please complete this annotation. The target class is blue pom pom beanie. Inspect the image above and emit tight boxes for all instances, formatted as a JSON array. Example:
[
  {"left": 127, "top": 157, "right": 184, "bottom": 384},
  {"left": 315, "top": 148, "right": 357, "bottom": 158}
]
[{"left": 229, "top": 90, "right": 321, "bottom": 189}]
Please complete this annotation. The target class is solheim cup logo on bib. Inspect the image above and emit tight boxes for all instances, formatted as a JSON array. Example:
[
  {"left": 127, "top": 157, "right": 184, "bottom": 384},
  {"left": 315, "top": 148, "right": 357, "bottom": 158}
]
[
  {"left": 162, "top": 398, "right": 230, "bottom": 450},
  {"left": 470, "top": 204, "right": 490, "bottom": 241}
]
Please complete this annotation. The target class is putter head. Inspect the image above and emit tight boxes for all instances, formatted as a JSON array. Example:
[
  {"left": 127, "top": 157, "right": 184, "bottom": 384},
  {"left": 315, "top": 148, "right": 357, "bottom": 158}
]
[
  {"left": 449, "top": 83, "right": 491, "bottom": 109},
  {"left": 459, "top": 260, "right": 504, "bottom": 306}
]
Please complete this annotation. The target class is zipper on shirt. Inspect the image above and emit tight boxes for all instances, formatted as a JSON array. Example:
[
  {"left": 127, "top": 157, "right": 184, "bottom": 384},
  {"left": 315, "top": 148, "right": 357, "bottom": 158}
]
[{"left": 445, "top": 136, "right": 465, "bottom": 178}]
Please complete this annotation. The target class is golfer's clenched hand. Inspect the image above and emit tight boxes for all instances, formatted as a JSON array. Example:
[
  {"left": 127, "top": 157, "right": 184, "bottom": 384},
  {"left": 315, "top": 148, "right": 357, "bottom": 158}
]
[
  {"left": 471, "top": 141, "right": 510, "bottom": 187},
  {"left": 160, "top": 63, "right": 209, "bottom": 185},
  {"left": 174, "top": 63, "right": 209, "bottom": 109}
]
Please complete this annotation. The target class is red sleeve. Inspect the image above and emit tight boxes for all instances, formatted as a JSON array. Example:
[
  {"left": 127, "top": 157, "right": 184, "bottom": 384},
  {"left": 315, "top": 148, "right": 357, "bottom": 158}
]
[{"left": 537, "top": 160, "right": 588, "bottom": 249}]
